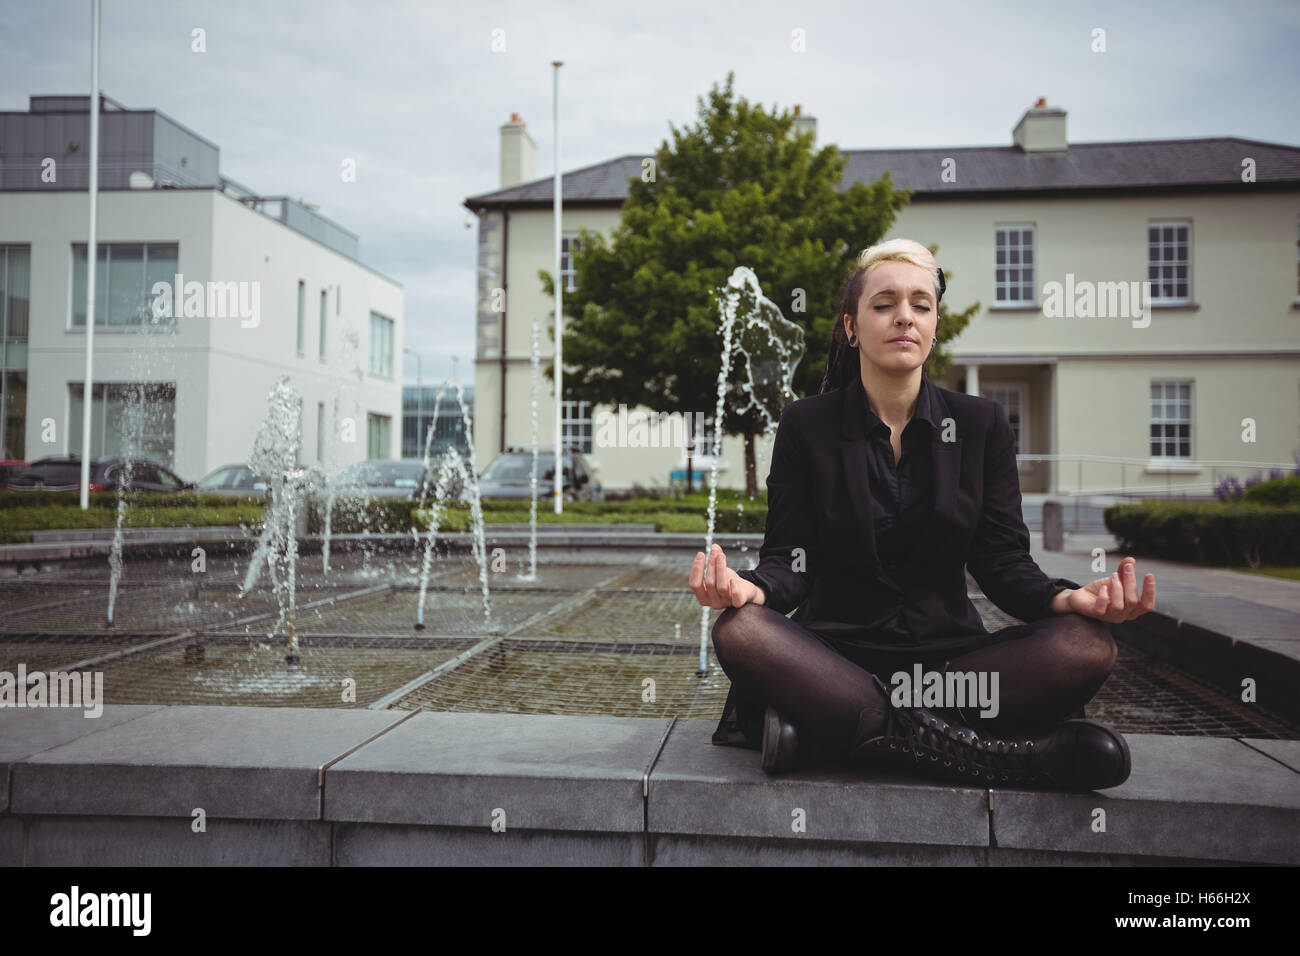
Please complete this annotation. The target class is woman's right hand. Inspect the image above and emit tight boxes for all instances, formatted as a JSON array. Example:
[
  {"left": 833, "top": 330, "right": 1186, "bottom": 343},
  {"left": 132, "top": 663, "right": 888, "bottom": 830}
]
[{"left": 689, "top": 543, "right": 766, "bottom": 609}]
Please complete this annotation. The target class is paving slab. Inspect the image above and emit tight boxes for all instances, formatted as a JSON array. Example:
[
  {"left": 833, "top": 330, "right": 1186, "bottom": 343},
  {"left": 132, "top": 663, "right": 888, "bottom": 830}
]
[
  {"left": 23, "top": 816, "right": 331, "bottom": 866},
  {"left": 334, "top": 822, "right": 642, "bottom": 866},
  {"left": 325, "top": 711, "right": 669, "bottom": 832},
  {"left": 1239, "top": 738, "right": 1300, "bottom": 774},
  {"left": 0, "top": 705, "right": 164, "bottom": 812},
  {"left": 11, "top": 706, "right": 408, "bottom": 820},
  {"left": 0, "top": 816, "right": 20, "bottom": 865},
  {"left": 991, "top": 734, "right": 1300, "bottom": 865},
  {"left": 647, "top": 834, "right": 990, "bottom": 866},
  {"left": 647, "top": 718, "right": 990, "bottom": 847}
]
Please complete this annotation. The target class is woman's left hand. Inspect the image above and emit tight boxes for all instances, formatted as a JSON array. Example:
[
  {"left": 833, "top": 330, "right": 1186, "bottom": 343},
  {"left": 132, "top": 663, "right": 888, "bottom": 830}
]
[{"left": 1066, "top": 556, "right": 1156, "bottom": 623}]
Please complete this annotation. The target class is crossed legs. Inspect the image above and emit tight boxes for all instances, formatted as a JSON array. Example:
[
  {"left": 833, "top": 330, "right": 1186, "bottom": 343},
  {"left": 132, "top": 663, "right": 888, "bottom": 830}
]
[{"left": 711, "top": 602, "right": 1118, "bottom": 758}]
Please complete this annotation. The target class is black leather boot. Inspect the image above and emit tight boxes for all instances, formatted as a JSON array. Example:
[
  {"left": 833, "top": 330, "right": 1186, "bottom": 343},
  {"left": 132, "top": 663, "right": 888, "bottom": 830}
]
[
  {"left": 761, "top": 705, "right": 800, "bottom": 776},
  {"left": 852, "top": 676, "right": 1131, "bottom": 791}
]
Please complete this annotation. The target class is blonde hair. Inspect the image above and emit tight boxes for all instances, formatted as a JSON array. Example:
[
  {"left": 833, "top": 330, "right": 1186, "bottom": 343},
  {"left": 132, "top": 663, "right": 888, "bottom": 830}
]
[
  {"left": 818, "top": 238, "right": 945, "bottom": 394},
  {"left": 857, "top": 238, "right": 943, "bottom": 300}
]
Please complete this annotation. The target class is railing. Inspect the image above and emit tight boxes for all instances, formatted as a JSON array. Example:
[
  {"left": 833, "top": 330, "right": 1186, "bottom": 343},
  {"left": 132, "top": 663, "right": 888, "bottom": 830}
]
[{"left": 1017, "top": 453, "right": 1299, "bottom": 500}]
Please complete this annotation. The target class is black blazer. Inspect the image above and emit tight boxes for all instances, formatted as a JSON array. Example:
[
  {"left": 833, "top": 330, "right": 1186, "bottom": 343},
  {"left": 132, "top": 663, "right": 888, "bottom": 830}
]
[{"left": 735, "top": 375, "right": 1082, "bottom": 647}]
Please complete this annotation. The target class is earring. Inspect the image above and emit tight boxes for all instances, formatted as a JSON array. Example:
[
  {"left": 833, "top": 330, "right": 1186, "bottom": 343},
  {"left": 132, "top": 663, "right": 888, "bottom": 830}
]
[{"left": 847, "top": 333, "right": 858, "bottom": 348}]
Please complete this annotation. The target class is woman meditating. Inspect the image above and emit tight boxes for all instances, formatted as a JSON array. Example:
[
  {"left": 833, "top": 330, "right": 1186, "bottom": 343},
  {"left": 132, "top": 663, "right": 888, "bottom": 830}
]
[{"left": 688, "top": 238, "right": 1156, "bottom": 792}]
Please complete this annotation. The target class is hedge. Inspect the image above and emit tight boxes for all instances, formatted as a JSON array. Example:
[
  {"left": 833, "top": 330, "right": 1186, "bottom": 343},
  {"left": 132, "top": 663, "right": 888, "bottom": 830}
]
[
  {"left": 0, "top": 504, "right": 266, "bottom": 545},
  {"left": 1105, "top": 499, "right": 1300, "bottom": 567},
  {"left": 0, "top": 490, "right": 262, "bottom": 510},
  {"left": 1240, "top": 475, "right": 1300, "bottom": 506}
]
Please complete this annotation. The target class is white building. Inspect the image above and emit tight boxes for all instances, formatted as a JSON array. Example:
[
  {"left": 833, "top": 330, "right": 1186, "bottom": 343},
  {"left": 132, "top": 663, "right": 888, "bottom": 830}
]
[
  {"left": 0, "top": 93, "right": 403, "bottom": 481},
  {"left": 464, "top": 100, "right": 1300, "bottom": 497}
]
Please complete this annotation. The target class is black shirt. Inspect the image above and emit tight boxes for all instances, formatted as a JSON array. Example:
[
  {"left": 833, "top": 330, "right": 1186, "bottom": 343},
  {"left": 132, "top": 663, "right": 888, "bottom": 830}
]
[{"left": 850, "top": 374, "right": 938, "bottom": 638}]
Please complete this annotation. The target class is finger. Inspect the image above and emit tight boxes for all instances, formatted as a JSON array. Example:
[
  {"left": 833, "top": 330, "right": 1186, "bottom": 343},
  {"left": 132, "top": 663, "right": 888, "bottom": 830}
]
[
  {"left": 1094, "top": 582, "right": 1110, "bottom": 617},
  {"left": 709, "top": 544, "right": 727, "bottom": 598},
  {"left": 689, "top": 552, "right": 705, "bottom": 600},
  {"left": 1122, "top": 559, "right": 1139, "bottom": 606},
  {"left": 1142, "top": 573, "right": 1156, "bottom": 611},
  {"left": 705, "top": 544, "right": 724, "bottom": 603},
  {"left": 1108, "top": 572, "right": 1126, "bottom": 613}
]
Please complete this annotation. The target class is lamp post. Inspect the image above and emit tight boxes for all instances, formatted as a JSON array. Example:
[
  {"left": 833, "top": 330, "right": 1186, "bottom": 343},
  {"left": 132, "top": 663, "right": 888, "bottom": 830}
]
[{"left": 404, "top": 346, "right": 422, "bottom": 458}]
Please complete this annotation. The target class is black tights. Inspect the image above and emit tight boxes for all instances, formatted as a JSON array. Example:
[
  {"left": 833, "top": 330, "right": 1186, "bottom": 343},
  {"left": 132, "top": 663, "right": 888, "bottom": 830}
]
[{"left": 712, "top": 603, "right": 1118, "bottom": 760}]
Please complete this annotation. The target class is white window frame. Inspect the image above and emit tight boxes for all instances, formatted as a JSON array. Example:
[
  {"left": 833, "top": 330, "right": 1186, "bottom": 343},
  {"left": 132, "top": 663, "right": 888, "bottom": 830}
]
[
  {"left": 1149, "top": 380, "right": 1193, "bottom": 462},
  {"left": 980, "top": 382, "right": 1030, "bottom": 472},
  {"left": 369, "top": 311, "right": 394, "bottom": 378},
  {"left": 561, "top": 232, "right": 582, "bottom": 292},
  {"left": 993, "top": 225, "right": 1035, "bottom": 304},
  {"left": 1148, "top": 221, "right": 1192, "bottom": 305},
  {"left": 683, "top": 413, "right": 722, "bottom": 461},
  {"left": 561, "top": 399, "right": 593, "bottom": 453}
]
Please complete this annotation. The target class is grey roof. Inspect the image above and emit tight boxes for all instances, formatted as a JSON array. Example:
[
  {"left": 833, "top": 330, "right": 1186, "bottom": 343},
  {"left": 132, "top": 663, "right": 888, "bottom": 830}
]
[{"left": 464, "top": 137, "right": 1300, "bottom": 209}]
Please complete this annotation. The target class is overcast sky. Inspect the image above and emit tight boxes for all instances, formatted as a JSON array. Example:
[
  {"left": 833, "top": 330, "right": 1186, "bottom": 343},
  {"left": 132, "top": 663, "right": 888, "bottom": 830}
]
[{"left": 3, "top": 0, "right": 1298, "bottom": 385}]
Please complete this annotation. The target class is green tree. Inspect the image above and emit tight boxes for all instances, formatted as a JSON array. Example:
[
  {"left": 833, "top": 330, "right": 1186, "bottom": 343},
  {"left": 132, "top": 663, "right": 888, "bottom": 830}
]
[{"left": 541, "top": 71, "right": 975, "bottom": 496}]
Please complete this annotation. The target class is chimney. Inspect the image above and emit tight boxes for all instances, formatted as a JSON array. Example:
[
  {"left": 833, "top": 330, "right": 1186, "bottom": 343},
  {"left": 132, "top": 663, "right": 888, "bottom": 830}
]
[
  {"left": 1012, "top": 97, "right": 1067, "bottom": 152},
  {"left": 499, "top": 112, "right": 537, "bottom": 188},
  {"left": 790, "top": 104, "right": 817, "bottom": 148}
]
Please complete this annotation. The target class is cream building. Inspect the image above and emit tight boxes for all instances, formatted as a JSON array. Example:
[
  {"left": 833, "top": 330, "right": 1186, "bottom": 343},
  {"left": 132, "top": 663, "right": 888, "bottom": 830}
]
[{"left": 465, "top": 100, "right": 1300, "bottom": 498}]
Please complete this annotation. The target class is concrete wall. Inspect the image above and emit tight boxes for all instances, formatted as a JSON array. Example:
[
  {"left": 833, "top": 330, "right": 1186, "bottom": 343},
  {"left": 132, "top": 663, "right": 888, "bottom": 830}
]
[{"left": 2, "top": 705, "right": 1297, "bottom": 866}]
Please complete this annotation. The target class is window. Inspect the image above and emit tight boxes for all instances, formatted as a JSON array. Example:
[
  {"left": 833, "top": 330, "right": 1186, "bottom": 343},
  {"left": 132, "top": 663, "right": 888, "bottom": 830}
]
[
  {"left": 296, "top": 280, "right": 306, "bottom": 355},
  {"left": 994, "top": 226, "right": 1035, "bottom": 303},
  {"left": 981, "top": 383, "right": 1029, "bottom": 457},
  {"left": 1150, "top": 381, "right": 1192, "bottom": 459},
  {"left": 685, "top": 414, "right": 722, "bottom": 458},
  {"left": 72, "top": 243, "right": 178, "bottom": 327},
  {"left": 68, "top": 382, "right": 177, "bottom": 466},
  {"left": 317, "top": 401, "right": 326, "bottom": 462},
  {"left": 1, "top": 245, "right": 31, "bottom": 460},
  {"left": 369, "top": 312, "right": 394, "bottom": 377},
  {"left": 319, "top": 289, "right": 328, "bottom": 360},
  {"left": 1148, "top": 222, "right": 1191, "bottom": 303},
  {"left": 561, "top": 233, "right": 582, "bottom": 291},
  {"left": 1295, "top": 218, "right": 1299, "bottom": 299},
  {"left": 367, "top": 412, "right": 392, "bottom": 459},
  {"left": 561, "top": 400, "right": 593, "bottom": 453}
]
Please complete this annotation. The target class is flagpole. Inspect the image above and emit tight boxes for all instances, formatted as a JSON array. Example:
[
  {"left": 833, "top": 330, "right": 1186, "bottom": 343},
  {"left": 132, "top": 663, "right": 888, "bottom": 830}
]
[
  {"left": 551, "top": 60, "right": 563, "bottom": 514},
  {"left": 79, "top": 0, "right": 101, "bottom": 509}
]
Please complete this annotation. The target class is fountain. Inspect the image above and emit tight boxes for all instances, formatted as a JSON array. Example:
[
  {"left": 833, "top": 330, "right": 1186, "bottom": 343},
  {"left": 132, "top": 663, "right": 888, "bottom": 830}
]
[
  {"left": 240, "top": 376, "right": 307, "bottom": 664},
  {"left": 104, "top": 311, "right": 178, "bottom": 627},
  {"left": 696, "top": 266, "right": 805, "bottom": 671},
  {"left": 413, "top": 377, "right": 492, "bottom": 630}
]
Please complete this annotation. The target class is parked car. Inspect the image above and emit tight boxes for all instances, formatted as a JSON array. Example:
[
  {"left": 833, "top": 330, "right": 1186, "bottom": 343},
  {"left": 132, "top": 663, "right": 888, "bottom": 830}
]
[
  {"left": 196, "top": 463, "right": 268, "bottom": 496},
  {"left": 478, "top": 446, "right": 603, "bottom": 501},
  {"left": 333, "top": 459, "right": 432, "bottom": 500},
  {"left": 0, "top": 460, "right": 28, "bottom": 486},
  {"left": 7, "top": 456, "right": 195, "bottom": 492}
]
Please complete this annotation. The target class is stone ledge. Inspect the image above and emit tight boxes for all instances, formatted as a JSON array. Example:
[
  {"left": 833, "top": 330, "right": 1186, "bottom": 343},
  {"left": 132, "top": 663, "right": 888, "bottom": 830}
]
[
  {"left": 648, "top": 718, "right": 990, "bottom": 846},
  {"left": 1116, "top": 610, "right": 1300, "bottom": 726},
  {"left": 990, "top": 736, "right": 1300, "bottom": 865},
  {"left": 8, "top": 706, "right": 409, "bottom": 820},
  {"left": 324, "top": 712, "right": 667, "bottom": 833},
  {"left": 1, "top": 706, "right": 1297, "bottom": 865}
]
